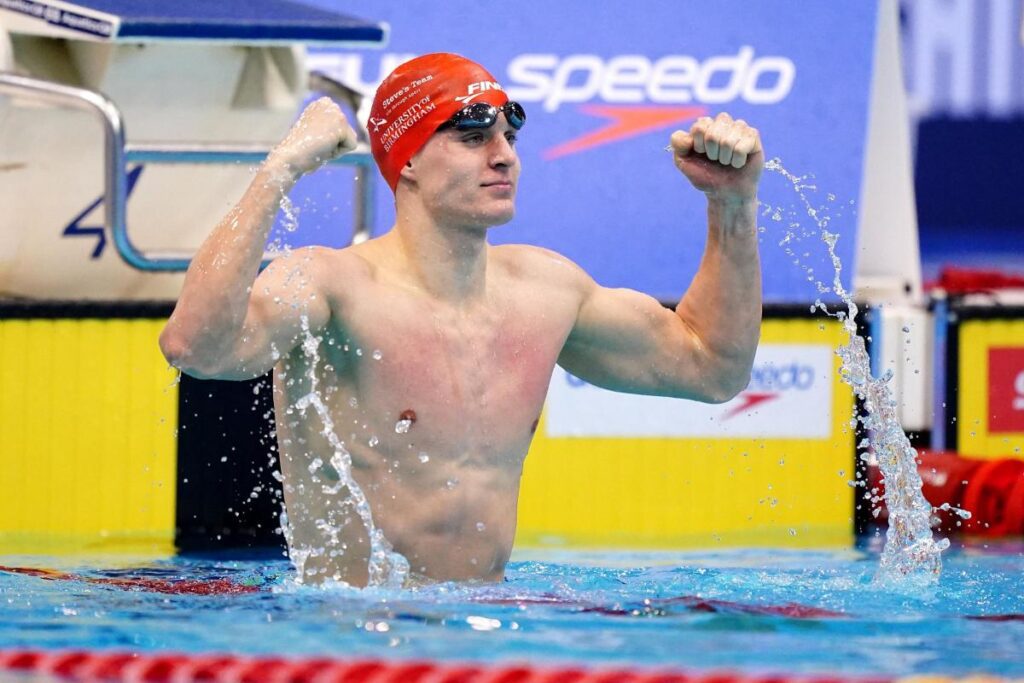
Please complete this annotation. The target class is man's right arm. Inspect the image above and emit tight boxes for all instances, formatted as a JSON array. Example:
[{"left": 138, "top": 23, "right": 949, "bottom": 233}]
[{"left": 159, "top": 98, "right": 356, "bottom": 380}]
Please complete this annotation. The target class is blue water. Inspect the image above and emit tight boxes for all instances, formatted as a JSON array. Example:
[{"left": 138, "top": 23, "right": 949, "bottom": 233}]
[{"left": 1, "top": 545, "right": 1022, "bottom": 678}]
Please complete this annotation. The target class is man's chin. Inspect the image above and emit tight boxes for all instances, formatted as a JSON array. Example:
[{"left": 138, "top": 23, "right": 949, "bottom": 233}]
[
  {"left": 488, "top": 209, "right": 516, "bottom": 227},
  {"left": 467, "top": 205, "right": 515, "bottom": 229},
  {"left": 489, "top": 198, "right": 517, "bottom": 225}
]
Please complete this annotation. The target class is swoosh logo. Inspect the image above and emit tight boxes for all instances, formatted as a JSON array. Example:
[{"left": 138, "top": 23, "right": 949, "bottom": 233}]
[
  {"left": 542, "top": 104, "right": 707, "bottom": 160},
  {"left": 720, "top": 391, "right": 779, "bottom": 420},
  {"left": 455, "top": 92, "right": 488, "bottom": 105}
]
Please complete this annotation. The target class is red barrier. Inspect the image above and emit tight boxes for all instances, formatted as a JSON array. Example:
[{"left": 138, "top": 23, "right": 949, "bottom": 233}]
[
  {"left": 962, "top": 458, "right": 1024, "bottom": 536},
  {"left": 0, "top": 648, "right": 899, "bottom": 683},
  {"left": 927, "top": 266, "right": 1024, "bottom": 294},
  {"left": 867, "top": 451, "right": 1024, "bottom": 537}
]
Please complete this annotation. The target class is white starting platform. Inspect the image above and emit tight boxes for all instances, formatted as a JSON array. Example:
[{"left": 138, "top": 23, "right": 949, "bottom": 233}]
[{"left": 0, "top": 0, "right": 387, "bottom": 299}]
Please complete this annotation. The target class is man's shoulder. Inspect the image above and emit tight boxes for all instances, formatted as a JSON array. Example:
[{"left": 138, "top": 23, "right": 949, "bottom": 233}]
[
  {"left": 491, "top": 243, "right": 592, "bottom": 286},
  {"left": 265, "top": 245, "right": 374, "bottom": 280},
  {"left": 258, "top": 246, "right": 377, "bottom": 317}
]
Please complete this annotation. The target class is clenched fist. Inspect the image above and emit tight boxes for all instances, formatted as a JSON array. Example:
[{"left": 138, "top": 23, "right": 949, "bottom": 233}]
[
  {"left": 267, "top": 97, "right": 358, "bottom": 182},
  {"left": 670, "top": 112, "right": 763, "bottom": 203}
]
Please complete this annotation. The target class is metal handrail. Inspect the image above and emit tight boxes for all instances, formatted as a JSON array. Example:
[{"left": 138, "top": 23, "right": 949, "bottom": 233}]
[
  {"left": 0, "top": 71, "right": 375, "bottom": 272},
  {"left": 0, "top": 71, "right": 135, "bottom": 264},
  {"left": 124, "top": 142, "right": 372, "bottom": 165}
]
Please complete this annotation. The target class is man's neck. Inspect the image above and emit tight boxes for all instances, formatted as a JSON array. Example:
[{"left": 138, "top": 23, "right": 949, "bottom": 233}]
[{"left": 387, "top": 210, "right": 490, "bottom": 304}]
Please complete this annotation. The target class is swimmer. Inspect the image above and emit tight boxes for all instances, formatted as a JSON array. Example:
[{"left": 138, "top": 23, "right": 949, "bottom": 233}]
[{"left": 159, "top": 53, "right": 763, "bottom": 586}]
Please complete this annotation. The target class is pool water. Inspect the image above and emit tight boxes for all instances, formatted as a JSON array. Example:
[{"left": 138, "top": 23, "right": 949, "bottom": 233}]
[{"left": 0, "top": 544, "right": 1022, "bottom": 679}]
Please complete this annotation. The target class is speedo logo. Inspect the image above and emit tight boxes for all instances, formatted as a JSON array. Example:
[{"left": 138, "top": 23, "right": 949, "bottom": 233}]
[
  {"left": 505, "top": 48, "right": 795, "bottom": 112},
  {"left": 721, "top": 361, "right": 816, "bottom": 420},
  {"left": 504, "top": 47, "right": 794, "bottom": 159},
  {"left": 747, "top": 362, "right": 816, "bottom": 392}
]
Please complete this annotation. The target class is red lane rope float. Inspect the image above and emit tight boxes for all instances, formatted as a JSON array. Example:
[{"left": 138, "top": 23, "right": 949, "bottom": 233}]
[
  {"left": 0, "top": 648, "right": 900, "bottom": 683},
  {"left": 0, "top": 565, "right": 261, "bottom": 596}
]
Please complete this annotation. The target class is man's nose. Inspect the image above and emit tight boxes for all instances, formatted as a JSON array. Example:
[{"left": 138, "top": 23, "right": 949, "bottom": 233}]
[{"left": 489, "top": 134, "right": 517, "bottom": 167}]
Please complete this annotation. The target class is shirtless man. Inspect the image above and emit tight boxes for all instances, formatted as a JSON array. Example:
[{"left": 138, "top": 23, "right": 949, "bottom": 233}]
[{"left": 159, "top": 53, "right": 763, "bottom": 587}]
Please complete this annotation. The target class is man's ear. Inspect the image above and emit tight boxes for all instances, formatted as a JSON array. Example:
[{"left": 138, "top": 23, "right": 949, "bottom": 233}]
[{"left": 399, "top": 159, "right": 416, "bottom": 184}]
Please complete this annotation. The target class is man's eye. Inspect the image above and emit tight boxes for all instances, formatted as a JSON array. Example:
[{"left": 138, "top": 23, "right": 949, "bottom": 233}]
[
  {"left": 462, "top": 133, "right": 484, "bottom": 144},
  {"left": 505, "top": 133, "right": 518, "bottom": 145}
]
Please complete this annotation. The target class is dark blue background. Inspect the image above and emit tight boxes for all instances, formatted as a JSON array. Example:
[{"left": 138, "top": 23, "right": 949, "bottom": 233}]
[{"left": 914, "top": 117, "right": 1024, "bottom": 281}]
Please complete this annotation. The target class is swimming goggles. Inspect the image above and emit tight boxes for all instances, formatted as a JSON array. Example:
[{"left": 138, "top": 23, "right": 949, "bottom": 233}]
[{"left": 438, "top": 101, "right": 526, "bottom": 131}]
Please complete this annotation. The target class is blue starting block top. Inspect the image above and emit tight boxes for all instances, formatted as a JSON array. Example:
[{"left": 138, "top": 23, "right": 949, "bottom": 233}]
[{"left": 0, "top": 0, "right": 389, "bottom": 45}]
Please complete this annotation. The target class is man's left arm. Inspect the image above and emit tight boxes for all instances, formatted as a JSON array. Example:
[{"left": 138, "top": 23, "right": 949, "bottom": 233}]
[{"left": 557, "top": 113, "right": 762, "bottom": 403}]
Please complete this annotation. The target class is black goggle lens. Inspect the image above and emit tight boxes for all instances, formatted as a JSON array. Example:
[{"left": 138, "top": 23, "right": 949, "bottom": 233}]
[{"left": 441, "top": 101, "right": 526, "bottom": 131}]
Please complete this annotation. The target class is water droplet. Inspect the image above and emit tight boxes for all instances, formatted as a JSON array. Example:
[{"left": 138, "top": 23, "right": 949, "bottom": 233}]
[
  {"left": 395, "top": 419, "right": 412, "bottom": 434},
  {"left": 418, "top": 452, "right": 430, "bottom": 464},
  {"left": 368, "top": 435, "right": 379, "bottom": 447},
  {"left": 445, "top": 477, "right": 459, "bottom": 490},
  {"left": 372, "top": 349, "right": 383, "bottom": 361},
  {"left": 476, "top": 522, "right": 486, "bottom": 531}
]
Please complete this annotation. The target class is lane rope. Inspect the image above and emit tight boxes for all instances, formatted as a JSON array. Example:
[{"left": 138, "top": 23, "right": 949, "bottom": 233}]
[{"left": 0, "top": 648, "right": 908, "bottom": 683}]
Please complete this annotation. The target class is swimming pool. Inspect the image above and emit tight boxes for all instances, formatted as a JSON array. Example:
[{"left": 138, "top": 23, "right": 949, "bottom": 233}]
[{"left": 1, "top": 544, "right": 1021, "bottom": 680}]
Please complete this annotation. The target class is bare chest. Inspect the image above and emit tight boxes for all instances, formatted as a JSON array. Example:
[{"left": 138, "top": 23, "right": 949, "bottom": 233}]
[{"left": 331, "top": 288, "right": 574, "bottom": 447}]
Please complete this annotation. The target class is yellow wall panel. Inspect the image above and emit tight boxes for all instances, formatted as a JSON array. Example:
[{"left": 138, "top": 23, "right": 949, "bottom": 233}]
[
  {"left": 958, "top": 319, "right": 1024, "bottom": 459},
  {"left": 0, "top": 317, "right": 178, "bottom": 554},
  {"left": 516, "top": 318, "right": 855, "bottom": 549}
]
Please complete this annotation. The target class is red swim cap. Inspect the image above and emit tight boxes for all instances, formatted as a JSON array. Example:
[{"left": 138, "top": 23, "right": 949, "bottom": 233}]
[{"left": 368, "top": 53, "right": 509, "bottom": 192}]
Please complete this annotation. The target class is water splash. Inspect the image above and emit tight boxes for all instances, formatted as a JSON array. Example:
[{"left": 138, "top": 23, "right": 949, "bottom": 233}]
[
  {"left": 259, "top": 169, "right": 409, "bottom": 588},
  {"left": 291, "top": 315, "right": 409, "bottom": 588},
  {"left": 764, "top": 158, "right": 948, "bottom": 586},
  {"left": 279, "top": 195, "right": 300, "bottom": 233}
]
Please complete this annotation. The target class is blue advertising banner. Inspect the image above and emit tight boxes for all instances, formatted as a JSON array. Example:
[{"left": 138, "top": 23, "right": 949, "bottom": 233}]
[{"left": 285, "top": 0, "right": 879, "bottom": 304}]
